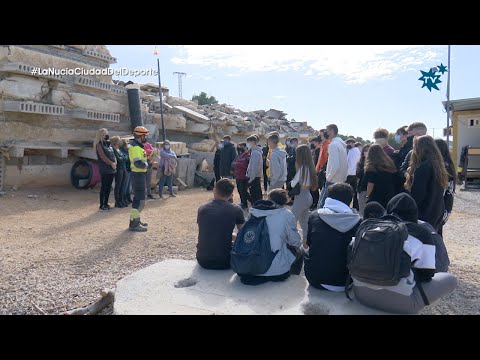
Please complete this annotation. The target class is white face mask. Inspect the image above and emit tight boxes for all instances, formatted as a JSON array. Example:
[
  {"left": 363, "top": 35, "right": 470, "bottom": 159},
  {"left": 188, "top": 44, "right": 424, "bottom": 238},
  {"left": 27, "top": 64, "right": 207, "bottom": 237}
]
[
  {"left": 218, "top": 143, "right": 224, "bottom": 149},
  {"left": 394, "top": 134, "right": 402, "bottom": 144},
  {"left": 246, "top": 143, "right": 252, "bottom": 150},
  {"left": 165, "top": 145, "right": 170, "bottom": 150}
]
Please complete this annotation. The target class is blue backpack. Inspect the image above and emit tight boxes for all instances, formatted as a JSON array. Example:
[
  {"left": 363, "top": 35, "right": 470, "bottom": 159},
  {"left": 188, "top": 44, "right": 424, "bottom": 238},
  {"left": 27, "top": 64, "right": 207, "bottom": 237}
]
[{"left": 231, "top": 215, "right": 278, "bottom": 275}]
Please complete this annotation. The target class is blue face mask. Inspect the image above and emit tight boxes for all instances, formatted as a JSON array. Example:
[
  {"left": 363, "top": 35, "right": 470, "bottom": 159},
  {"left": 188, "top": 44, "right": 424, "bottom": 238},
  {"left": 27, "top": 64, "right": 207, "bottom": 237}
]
[
  {"left": 223, "top": 140, "right": 230, "bottom": 145},
  {"left": 394, "top": 134, "right": 402, "bottom": 144}
]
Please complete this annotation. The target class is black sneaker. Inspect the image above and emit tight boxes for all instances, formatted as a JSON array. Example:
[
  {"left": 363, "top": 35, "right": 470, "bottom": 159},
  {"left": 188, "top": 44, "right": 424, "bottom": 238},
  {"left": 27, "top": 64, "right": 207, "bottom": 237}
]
[
  {"left": 100, "top": 205, "right": 111, "bottom": 211},
  {"left": 147, "top": 195, "right": 156, "bottom": 199}
]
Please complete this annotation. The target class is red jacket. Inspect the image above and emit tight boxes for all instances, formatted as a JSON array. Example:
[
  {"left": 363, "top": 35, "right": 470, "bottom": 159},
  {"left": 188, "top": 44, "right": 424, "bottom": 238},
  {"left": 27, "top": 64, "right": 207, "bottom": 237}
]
[
  {"left": 316, "top": 140, "right": 330, "bottom": 173},
  {"left": 233, "top": 151, "right": 250, "bottom": 181}
]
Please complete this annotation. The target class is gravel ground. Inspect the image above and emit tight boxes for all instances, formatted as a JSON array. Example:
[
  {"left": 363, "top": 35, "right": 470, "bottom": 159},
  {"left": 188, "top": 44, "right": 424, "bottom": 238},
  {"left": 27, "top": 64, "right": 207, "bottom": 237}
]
[{"left": 0, "top": 185, "right": 478, "bottom": 315}]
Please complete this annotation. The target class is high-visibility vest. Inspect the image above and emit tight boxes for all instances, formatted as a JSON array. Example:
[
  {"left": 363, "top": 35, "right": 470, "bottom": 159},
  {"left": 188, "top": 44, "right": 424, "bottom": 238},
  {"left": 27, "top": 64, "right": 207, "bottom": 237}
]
[{"left": 129, "top": 140, "right": 148, "bottom": 173}]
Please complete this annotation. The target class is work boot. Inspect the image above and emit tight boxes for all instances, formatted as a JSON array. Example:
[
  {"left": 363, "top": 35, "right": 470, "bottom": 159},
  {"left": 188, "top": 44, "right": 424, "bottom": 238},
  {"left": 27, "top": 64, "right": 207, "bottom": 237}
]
[
  {"left": 115, "top": 200, "right": 123, "bottom": 208},
  {"left": 129, "top": 218, "right": 147, "bottom": 232},
  {"left": 169, "top": 193, "right": 176, "bottom": 197},
  {"left": 140, "top": 219, "right": 148, "bottom": 227},
  {"left": 121, "top": 201, "right": 129, "bottom": 207}
]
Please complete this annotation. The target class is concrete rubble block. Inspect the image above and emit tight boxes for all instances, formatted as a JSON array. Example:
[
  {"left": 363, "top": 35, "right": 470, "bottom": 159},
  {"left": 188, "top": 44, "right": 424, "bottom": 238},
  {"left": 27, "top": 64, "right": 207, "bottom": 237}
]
[
  {"left": 188, "top": 150, "right": 216, "bottom": 170},
  {"left": 51, "top": 90, "right": 128, "bottom": 114},
  {"left": 176, "top": 158, "right": 189, "bottom": 179},
  {"left": 0, "top": 46, "right": 112, "bottom": 83},
  {"left": 185, "top": 159, "right": 196, "bottom": 187},
  {"left": 173, "top": 106, "right": 210, "bottom": 124},
  {"left": 190, "top": 139, "right": 216, "bottom": 152},
  {"left": 0, "top": 75, "right": 47, "bottom": 101},
  {"left": 185, "top": 122, "right": 210, "bottom": 134},
  {"left": 150, "top": 113, "right": 187, "bottom": 131},
  {"left": 195, "top": 171, "right": 215, "bottom": 186},
  {"left": 226, "top": 126, "right": 239, "bottom": 135},
  {"left": 114, "top": 259, "right": 393, "bottom": 315},
  {"left": 175, "top": 177, "right": 187, "bottom": 190}
]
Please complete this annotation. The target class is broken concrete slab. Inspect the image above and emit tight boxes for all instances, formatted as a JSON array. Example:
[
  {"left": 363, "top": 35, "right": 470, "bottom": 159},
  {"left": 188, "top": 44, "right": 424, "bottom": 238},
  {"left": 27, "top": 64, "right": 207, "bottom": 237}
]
[
  {"left": 173, "top": 106, "right": 210, "bottom": 124},
  {"left": 190, "top": 139, "right": 216, "bottom": 152},
  {"left": 114, "top": 259, "right": 393, "bottom": 315}
]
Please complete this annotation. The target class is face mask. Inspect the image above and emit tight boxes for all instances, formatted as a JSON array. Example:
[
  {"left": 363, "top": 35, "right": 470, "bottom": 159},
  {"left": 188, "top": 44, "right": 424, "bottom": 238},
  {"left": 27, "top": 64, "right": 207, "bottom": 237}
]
[
  {"left": 286, "top": 141, "right": 291, "bottom": 146},
  {"left": 141, "top": 136, "right": 147, "bottom": 144},
  {"left": 223, "top": 140, "right": 230, "bottom": 145},
  {"left": 323, "top": 132, "right": 329, "bottom": 140},
  {"left": 246, "top": 143, "right": 252, "bottom": 150},
  {"left": 347, "top": 144, "right": 352, "bottom": 149},
  {"left": 104, "top": 134, "right": 109, "bottom": 141},
  {"left": 237, "top": 147, "right": 244, "bottom": 153},
  {"left": 165, "top": 145, "right": 170, "bottom": 150},
  {"left": 291, "top": 143, "right": 297, "bottom": 149},
  {"left": 395, "top": 134, "right": 402, "bottom": 144},
  {"left": 218, "top": 144, "right": 224, "bottom": 149}
]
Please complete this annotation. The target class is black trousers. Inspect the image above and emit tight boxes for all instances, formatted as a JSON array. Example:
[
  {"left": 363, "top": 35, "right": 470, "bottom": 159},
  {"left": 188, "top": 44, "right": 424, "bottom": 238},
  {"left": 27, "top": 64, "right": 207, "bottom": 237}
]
[
  {"left": 263, "top": 165, "right": 268, "bottom": 192},
  {"left": 311, "top": 188, "right": 320, "bottom": 209},
  {"left": 240, "top": 271, "right": 291, "bottom": 285},
  {"left": 131, "top": 172, "right": 146, "bottom": 209},
  {"left": 197, "top": 257, "right": 231, "bottom": 270},
  {"left": 346, "top": 175, "right": 359, "bottom": 210},
  {"left": 236, "top": 179, "right": 250, "bottom": 207},
  {"left": 100, "top": 173, "right": 115, "bottom": 207},
  {"left": 114, "top": 167, "right": 127, "bottom": 203},
  {"left": 249, "top": 177, "right": 263, "bottom": 205},
  {"left": 214, "top": 167, "right": 221, "bottom": 182}
]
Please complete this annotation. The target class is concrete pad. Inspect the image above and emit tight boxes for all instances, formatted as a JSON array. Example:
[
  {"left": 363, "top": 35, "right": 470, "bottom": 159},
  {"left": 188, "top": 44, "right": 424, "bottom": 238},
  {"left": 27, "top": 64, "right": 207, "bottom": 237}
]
[{"left": 114, "top": 259, "right": 392, "bottom": 315}]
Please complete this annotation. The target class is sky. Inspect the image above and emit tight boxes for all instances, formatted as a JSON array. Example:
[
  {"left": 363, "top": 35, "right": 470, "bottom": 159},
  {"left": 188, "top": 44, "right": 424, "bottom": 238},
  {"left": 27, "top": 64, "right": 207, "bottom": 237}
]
[{"left": 107, "top": 45, "right": 480, "bottom": 140}]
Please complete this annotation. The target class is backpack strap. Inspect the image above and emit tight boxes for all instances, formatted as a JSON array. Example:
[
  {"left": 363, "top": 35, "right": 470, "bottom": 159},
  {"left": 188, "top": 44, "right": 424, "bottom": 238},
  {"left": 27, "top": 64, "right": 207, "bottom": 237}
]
[
  {"left": 412, "top": 261, "right": 430, "bottom": 306},
  {"left": 345, "top": 273, "right": 353, "bottom": 301}
]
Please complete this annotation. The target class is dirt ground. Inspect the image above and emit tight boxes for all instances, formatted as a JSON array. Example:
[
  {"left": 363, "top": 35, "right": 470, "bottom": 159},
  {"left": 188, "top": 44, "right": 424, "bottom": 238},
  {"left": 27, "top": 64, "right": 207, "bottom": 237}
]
[{"left": 0, "top": 185, "right": 479, "bottom": 315}]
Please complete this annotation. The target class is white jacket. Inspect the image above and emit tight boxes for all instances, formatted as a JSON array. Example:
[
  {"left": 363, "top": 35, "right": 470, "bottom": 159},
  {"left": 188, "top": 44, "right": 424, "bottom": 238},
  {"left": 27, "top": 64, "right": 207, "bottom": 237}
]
[
  {"left": 347, "top": 146, "right": 361, "bottom": 176},
  {"left": 326, "top": 136, "right": 348, "bottom": 183}
]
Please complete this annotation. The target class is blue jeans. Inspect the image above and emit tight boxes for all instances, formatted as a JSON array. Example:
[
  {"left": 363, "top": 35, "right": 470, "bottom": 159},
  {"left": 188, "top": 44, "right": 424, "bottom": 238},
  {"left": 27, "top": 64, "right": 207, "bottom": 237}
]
[
  {"left": 317, "top": 181, "right": 333, "bottom": 209},
  {"left": 158, "top": 174, "right": 173, "bottom": 195},
  {"left": 124, "top": 171, "right": 131, "bottom": 200}
]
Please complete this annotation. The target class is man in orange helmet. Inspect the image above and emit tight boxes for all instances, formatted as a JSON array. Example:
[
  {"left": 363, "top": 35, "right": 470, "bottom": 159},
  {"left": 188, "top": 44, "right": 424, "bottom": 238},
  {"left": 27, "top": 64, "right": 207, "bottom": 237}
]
[{"left": 128, "top": 126, "right": 150, "bottom": 232}]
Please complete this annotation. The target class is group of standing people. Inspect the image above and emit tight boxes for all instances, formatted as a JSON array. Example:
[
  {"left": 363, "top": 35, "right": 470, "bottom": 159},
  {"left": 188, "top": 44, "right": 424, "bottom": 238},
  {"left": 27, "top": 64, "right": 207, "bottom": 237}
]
[{"left": 94, "top": 127, "right": 178, "bottom": 232}]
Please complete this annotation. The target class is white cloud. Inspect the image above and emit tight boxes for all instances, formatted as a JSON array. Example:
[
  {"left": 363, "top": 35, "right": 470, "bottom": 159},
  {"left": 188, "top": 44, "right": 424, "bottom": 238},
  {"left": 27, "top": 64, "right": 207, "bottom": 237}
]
[
  {"left": 272, "top": 95, "right": 287, "bottom": 99},
  {"left": 226, "top": 73, "right": 241, "bottom": 77},
  {"left": 171, "top": 45, "right": 446, "bottom": 84}
]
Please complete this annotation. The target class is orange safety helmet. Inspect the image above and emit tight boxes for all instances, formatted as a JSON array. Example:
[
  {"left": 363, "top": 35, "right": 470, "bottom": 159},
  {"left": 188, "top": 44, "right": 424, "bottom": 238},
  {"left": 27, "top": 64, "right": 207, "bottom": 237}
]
[{"left": 133, "top": 126, "right": 149, "bottom": 136}]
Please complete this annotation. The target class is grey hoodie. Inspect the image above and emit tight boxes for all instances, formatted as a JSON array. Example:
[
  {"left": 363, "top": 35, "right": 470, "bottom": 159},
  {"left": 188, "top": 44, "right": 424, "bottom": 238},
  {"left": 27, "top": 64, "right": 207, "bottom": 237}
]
[
  {"left": 246, "top": 145, "right": 263, "bottom": 182},
  {"left": 317, "top": 197, "right": 361, "bottom": 232},
  {"left": 269, "top": 147, "right": 287, "bottom": 184}
]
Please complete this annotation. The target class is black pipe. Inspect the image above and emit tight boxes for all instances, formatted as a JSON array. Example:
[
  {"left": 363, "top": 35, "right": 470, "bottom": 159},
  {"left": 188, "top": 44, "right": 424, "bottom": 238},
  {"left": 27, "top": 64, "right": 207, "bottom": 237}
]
[{"left": 127, "top": 88, "right": 143, "bottom": 131}]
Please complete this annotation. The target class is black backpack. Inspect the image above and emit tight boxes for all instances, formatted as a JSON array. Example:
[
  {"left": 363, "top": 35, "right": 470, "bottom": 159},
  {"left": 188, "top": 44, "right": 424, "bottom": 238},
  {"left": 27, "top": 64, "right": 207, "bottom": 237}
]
[
  {"left": 231, "top": 215, "right": 278, "bottom": 275},
  {"left": 347, "top": 217, "right": 411, "bottom": 287}
]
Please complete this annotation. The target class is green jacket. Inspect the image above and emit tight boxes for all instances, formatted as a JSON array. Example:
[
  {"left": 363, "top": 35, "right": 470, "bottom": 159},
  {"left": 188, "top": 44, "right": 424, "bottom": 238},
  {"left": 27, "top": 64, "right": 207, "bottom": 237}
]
[{"left": 114, "top": 147, "right": 129, "bottom": 170}]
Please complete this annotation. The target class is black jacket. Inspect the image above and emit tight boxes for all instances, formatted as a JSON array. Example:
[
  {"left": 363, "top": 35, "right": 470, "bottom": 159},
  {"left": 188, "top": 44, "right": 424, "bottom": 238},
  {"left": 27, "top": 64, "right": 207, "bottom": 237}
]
[
  {"left": 219, "top": 142, "right": 237, "bottom": 177},
  {"left": 385, "top": 193, "right": 437, "bottom": 280},
  {"left": 409, "top": 160, "right": 445, "bottom": 232},
  {"left": 395, "top": 136, "right": 413, "bottom": 171},
  {"left": 214, "top": 149, "right": 221, "bottom": 172},
  {"left": 305, "top": 209, "right": 361, "bottom": 287},
  {"left": 96, "top": 140, "right": 116, "bottom": 175},
  {"left": 286, "top": 147, "right": 296, "bottom": 183}
]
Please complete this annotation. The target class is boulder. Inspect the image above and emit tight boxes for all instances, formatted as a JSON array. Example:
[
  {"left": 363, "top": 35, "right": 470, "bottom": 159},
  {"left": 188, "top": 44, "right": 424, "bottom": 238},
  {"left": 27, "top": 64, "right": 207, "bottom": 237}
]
[
  {"left": 114, "top": 259, "right": 393, "bottom": 315},
  {"left": 190, "top": 139, "right": 216, "bottom": 152}
]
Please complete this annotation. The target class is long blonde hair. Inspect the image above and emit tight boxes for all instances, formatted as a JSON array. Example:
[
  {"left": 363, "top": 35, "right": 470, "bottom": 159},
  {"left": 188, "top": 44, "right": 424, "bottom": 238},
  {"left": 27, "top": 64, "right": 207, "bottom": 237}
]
[
  {"left": 93, "top": 128, "right": 108, "bottom": 150},
  {"left": 295, "top": 144, "right": 318, "bottom": 190},
  {"left": 405, "top": 135, "right": 449, "bottom": 191}
]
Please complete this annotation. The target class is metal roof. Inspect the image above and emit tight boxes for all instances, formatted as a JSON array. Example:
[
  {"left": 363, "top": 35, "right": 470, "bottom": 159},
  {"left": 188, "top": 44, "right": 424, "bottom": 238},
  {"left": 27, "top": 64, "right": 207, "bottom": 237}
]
[{"left": 442, "top": 97, "right": 480, "bottom": 111}]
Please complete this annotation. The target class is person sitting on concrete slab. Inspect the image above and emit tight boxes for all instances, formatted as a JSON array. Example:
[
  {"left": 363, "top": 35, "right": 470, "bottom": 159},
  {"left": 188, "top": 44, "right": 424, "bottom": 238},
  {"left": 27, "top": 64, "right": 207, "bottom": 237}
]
[
  {"left": 304, "top": 182, "right": 362, "bottom": 292},
  {"left": 237, "top": 189, "right": 304, "bottom": 285},
  {"left": 352, "top": 192, "right": 457, "bottom": 314},
  {"left": 196, "top": 179, "right": 245, "bottom": 270}
]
